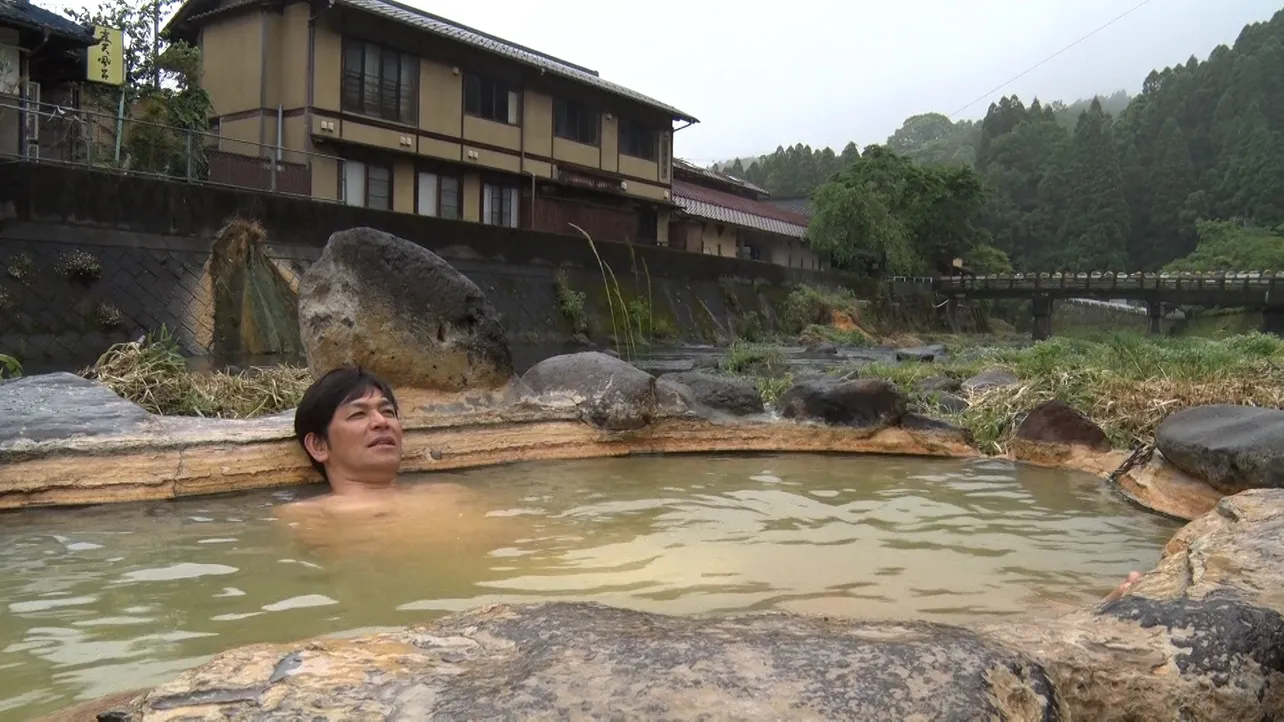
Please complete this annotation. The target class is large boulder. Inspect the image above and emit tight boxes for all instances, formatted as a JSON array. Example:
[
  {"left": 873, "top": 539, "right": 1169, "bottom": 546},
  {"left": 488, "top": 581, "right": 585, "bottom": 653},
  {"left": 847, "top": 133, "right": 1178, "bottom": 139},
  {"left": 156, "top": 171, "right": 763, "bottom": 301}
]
[
  {"left": 297, "top": 227, "right": 513, "bottom": 390},
  {"left": 777, "top": 378, "right": 906, "bottom": 429},
  {"left": 659, "top": 371, "right": 764, "bottom": 416},
  {"left": 1155, "top": 405, "right": 1284, "bottom": 493},
  {"left": 1015, "top": 400, "right": 1110, "bottom": 452},
  {"left": 0, "top": 373, "right": 152, "bottom": 447},
  {"left": 521, "top": 352, "right": 657, "bottom": 431}
]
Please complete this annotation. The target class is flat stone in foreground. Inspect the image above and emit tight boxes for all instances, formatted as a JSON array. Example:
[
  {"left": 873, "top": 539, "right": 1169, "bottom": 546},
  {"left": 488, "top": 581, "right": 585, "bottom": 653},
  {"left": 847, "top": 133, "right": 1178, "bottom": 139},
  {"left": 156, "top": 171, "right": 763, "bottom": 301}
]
[{"left": 118, "top": 603, "right": 1059, "bottom": 721}]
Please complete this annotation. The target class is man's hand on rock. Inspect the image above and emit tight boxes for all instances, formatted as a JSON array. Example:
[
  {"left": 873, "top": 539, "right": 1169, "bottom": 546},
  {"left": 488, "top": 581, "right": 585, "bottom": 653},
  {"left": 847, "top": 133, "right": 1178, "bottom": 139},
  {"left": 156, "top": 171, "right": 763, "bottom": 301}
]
[{"left": 1101, "top": 570, "right": 1142, "bottom": 604}]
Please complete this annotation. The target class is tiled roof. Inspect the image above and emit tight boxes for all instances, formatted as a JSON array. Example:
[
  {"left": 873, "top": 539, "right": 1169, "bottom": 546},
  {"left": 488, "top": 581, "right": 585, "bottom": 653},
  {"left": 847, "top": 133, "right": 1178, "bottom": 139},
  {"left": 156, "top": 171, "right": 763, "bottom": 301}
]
[
  {"left": 0, "top": 1, "right": 95, "bottom": 43},
  {"left": 672, "top": 158, "right": 768, "bottom": 196},
  {"left": 769, "top": 197, "right": 815, "bottom": 219},
  {"left": 673, "top": 180, "right": 809, "bottom": 240},
  {"left": 338, "top": 0, "right": 698, "bottom": 123}
]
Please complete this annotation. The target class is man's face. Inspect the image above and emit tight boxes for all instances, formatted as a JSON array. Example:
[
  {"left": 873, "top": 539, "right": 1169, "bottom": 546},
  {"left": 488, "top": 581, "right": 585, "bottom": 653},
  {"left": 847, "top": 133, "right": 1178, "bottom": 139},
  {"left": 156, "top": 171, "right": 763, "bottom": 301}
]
[{"left": 304, "top": 387, "right": 403, "bottom": 484}]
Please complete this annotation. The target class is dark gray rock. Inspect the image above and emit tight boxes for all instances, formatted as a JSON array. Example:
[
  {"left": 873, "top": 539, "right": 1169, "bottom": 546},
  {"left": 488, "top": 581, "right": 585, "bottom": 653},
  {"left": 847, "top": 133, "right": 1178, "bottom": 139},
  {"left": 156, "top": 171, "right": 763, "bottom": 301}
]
[
  {"left": 1101, "top": 595, "right": 1284, "bottom": 687},
  {"left": 961, "top": 368, "right": 1019, "bottom": 394},
  {"left": 297, "top": 227, "right": 513, "bottom": 390},
  {"left": 660, "top": 371, "right": 764, "bottom": 415},
  {"left": 807, "top": 342, "right": 838, "bottom": 355},
  {"left": 692, "top": 356, "right": 722, "bottom": 371},
  {"left": 895, "top": 343, "right": 946, "bottom": 363},
  {"left": 521, "top": 352, "right": 657, "bottom": 431},
  {"left": 1015, "top": 400, "right": 1109, "bottom": 452},
  {"left": 901, "top": 413, "right": 974, "bottom": 445},
  {"left": 1155, "top": 404, "right": 1284, "bottom": 492},
  {"left": 915, "top": 375, "right": 961, "bottom": 394},
  {"left": 654, "top": 377, "right": 696, "bottom": 416},
  {"left": 0, "top": 373, "right": 152, "bottom": 446},
  {"left": 777, "top": 378, "right": 907, "bottom": 429},
  {"left": 927, "top": 391, "right": 969, "bottom": 414}
]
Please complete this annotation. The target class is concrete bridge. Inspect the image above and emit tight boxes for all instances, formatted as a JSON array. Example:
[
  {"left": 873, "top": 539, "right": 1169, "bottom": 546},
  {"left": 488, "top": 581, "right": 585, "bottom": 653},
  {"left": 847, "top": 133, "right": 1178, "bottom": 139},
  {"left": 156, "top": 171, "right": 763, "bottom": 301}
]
[{"left": 892, "top": 271, "right": 1284, "bottom": 339}]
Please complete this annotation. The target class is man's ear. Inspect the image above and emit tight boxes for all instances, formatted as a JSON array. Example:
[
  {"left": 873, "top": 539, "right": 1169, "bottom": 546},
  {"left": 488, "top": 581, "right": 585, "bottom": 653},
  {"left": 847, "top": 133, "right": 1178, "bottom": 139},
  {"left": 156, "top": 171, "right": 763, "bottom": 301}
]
[{"left": 303, "top": 432, "right": 330, "bottom": 465}]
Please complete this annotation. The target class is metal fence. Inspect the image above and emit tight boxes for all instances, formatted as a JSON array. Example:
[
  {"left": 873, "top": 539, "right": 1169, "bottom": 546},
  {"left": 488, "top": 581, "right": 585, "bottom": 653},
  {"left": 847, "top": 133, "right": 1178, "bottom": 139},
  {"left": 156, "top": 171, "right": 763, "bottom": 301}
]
[{"left": 0, "top": 97, "right": 344, "bottom": 200}]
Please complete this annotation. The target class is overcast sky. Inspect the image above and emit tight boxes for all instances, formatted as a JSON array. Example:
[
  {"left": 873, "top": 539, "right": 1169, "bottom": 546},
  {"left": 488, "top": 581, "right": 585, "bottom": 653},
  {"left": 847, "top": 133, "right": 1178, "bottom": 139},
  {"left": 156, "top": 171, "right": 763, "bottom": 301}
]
[{"left": 44, "top": 0, "right": 1284, "bottom": 163}]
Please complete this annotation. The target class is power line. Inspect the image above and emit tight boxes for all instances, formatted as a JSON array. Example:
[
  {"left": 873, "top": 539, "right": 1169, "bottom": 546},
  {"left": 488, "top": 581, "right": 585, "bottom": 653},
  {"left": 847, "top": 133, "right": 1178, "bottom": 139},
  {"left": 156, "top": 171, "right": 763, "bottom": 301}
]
[{"left": 946, "top": 0, "right": 1156, "bottom": 119}]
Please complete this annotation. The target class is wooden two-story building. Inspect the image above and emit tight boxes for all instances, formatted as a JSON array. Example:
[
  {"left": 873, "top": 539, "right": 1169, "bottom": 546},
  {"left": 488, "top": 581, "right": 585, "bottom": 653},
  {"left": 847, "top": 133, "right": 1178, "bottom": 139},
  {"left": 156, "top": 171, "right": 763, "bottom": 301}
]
[
  {"left": 669, "top": 158, "right": 825, "bottom": 270},
  {"left": 1, "top": 0, "right": 98, "bottom": 159},
  {"left": 164, "top": 0, "right": 697, "bottom": 246}
]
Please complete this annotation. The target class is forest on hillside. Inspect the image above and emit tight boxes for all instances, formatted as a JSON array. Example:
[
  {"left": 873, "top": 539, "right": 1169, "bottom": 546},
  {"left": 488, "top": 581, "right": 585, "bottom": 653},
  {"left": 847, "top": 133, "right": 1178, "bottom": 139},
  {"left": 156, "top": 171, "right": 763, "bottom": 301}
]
[{"left": 715, "top": 8, "right": 1284, "bottom": 275}]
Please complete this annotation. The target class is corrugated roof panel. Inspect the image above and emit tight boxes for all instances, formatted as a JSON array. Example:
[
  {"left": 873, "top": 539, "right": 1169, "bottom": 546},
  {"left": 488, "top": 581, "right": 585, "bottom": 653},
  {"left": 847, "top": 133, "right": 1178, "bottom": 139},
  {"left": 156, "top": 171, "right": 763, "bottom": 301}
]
[{"left": 338, "top": 0, "right": 697, "bottom": 122}]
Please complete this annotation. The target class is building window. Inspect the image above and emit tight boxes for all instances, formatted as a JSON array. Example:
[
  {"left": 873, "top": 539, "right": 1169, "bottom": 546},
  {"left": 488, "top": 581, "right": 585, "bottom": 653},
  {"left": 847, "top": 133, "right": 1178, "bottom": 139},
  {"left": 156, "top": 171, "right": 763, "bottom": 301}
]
[
  {"left": 619, "top": 119, "right": 658, "bottom": 161},
  {"left": 658, "top": 132, "right": 671, "bottom": 181},
  {"left": 464, "top": 73, "right": 519, "bottom": 124},
  {"left": 637, "top": 209, "right": 657, "bottom": 243},
  {"left": 342, "top": 160, "right": 392, "bottom": 210},
  {"left": 342, "top": 38, "right": 417, "bottom": 125},
  {"left": 482, "top": 183, "right": 519, "bottom": 227},
  {"left": 553, "top": 98, "right": 599, "bottom": 145},
  {"left": 417, "top": 171, "right": 461, "bottom": 220}
]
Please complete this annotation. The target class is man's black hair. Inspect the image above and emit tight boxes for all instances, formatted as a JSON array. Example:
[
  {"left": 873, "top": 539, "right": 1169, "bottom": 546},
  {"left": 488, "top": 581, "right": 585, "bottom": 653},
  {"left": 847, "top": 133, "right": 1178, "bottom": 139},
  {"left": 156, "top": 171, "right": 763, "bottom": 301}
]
[{"left": 293, "top": 366, "right": 399, "bottom": 476}]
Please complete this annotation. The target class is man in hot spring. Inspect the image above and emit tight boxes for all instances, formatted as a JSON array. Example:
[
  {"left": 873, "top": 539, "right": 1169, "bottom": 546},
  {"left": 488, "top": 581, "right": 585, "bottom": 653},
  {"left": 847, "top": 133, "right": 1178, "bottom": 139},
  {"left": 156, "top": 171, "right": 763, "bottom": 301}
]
[
  {"left": 280, "top": 366, "right": 1146, "bottom": 598},
  {"left": 275, "top": 366, "right": 514, "bottom": 556}
]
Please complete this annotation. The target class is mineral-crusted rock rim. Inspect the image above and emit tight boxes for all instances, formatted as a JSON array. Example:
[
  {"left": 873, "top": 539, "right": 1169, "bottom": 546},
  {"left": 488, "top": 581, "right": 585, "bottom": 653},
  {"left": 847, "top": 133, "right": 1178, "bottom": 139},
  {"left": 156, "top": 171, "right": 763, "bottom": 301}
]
[
  {"left": 0, "top": 406, "right": 979, "bottom": 509},
  {"left": 1, "top": 377, "right": 1219, "bottom": 519}
]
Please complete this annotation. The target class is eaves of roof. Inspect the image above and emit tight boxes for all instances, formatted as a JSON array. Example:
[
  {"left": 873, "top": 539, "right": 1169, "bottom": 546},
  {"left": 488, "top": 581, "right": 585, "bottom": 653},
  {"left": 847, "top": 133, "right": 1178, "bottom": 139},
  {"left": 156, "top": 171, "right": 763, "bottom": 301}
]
[
  {"left": 0, "top": 1, "right": 96, "bottom": 45},
  {"left": 673, "top": 181, "right": 810, "bottom": 241},
  {"left": 337, "top": 0, "right": 698, "bottom": 123},
  {"left": 672, "top": 158, "right": 768, "bottom": 196}
]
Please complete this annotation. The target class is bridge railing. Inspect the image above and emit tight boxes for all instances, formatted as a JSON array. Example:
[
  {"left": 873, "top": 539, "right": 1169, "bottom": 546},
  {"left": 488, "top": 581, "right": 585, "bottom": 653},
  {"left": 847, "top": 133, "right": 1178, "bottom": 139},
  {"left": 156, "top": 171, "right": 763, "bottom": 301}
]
[{"left": 922, "top": 271, "right": 1284, "bottom": 294}]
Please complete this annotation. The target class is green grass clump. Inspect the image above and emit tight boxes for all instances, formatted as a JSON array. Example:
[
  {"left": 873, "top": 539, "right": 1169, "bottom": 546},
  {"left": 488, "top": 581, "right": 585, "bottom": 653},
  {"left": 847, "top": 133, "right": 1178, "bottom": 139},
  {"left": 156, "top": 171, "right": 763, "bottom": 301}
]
[
  {"left": 553, "top": 270, "right": 588, "bottom": 334},
  {"left": 0, "top": 354, "right": 20, "bottom": 379},
  {"left": 721, "top": 341, "right": 786, "bottom": 375},
  {"left": 839, "top": 332, "right": 1284, "bottom": 454},
  {"left": 784, "top": 284, "right": 864, "bottom": 333},
  {"left": 799, "top": 323, "right": 873, "bottom": 348}
]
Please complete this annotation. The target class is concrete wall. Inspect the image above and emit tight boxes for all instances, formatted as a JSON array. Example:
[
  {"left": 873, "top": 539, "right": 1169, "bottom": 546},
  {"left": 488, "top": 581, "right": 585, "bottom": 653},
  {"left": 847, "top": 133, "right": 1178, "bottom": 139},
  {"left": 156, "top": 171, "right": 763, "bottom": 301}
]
[{"left": 0, "top": 164, "right": 868, "bottom": 370}]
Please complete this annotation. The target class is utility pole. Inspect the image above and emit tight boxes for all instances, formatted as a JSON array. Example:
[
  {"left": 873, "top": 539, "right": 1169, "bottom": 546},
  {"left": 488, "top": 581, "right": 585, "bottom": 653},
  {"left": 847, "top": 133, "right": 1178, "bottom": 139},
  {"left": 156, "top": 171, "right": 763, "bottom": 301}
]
[{"left": 151, "top": 0, "right": 160, "bottom": 89}]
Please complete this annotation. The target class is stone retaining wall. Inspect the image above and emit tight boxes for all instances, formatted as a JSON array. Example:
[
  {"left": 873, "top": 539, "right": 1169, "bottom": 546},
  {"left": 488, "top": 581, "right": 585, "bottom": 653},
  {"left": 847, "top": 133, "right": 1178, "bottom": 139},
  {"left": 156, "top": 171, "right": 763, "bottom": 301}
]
[{"left": 0, "top": 163, "right": 872, "bottom": 370}]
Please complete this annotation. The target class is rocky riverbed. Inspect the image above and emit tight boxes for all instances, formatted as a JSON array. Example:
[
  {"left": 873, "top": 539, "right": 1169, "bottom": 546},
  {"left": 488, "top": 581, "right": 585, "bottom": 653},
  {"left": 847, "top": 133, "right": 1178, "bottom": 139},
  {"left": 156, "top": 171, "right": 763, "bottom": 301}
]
[{"left": 11, "top": 226, "right": 1284, "bottom": 719}]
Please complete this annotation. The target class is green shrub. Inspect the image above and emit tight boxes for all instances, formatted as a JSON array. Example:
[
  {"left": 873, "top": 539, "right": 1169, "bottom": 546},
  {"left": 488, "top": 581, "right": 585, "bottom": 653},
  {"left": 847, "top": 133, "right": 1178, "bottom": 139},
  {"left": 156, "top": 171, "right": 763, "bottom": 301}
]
[{"left": 554, "top": 270, "right": 588, "bottom": 334}]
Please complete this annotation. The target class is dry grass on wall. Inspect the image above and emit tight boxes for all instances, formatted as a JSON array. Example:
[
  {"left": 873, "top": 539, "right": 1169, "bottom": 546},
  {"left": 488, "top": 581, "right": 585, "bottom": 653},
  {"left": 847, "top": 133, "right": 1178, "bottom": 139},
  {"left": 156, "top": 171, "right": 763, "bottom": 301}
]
[{"left": 82, "top": 327, "right": 311, "bottom": 418}]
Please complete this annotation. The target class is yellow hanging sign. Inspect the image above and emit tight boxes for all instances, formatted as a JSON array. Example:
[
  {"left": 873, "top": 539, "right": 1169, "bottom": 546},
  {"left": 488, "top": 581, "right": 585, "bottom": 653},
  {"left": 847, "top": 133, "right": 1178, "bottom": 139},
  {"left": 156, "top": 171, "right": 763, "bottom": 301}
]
[{"left": 86, "top": 25, "right": 124, "bottom": 86}]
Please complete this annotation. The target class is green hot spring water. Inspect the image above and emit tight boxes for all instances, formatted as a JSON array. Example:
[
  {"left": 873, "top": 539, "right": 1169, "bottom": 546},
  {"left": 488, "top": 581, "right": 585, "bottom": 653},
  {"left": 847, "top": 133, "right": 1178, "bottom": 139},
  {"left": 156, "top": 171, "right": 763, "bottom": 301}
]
[{"left": 0, "top": 454, "right": 1180, "bottom": 719}]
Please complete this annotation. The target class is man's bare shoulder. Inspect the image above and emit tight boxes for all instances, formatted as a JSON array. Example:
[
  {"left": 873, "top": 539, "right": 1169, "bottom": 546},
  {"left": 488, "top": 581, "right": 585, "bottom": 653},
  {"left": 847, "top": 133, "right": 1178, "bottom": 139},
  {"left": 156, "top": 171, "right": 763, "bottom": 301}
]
[{"left": 275, "top": 491, "right": 400, "bottom": 523}]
